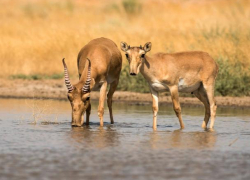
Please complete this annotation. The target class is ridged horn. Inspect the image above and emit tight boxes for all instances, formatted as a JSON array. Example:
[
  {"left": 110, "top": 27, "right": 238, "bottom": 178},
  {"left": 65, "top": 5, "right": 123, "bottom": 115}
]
[
  {"left": 82, "top": 58, "right": 91, "bottom": 94},
  {"left": 62, "top": 58, "right": 73, "bottom": 92}
]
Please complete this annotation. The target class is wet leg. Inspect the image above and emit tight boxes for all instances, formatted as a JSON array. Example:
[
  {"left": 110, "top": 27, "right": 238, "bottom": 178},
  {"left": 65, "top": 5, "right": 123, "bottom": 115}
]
[
  {"left": 85, "top": 103, "right": 91, "bottom": 125},
  {"left": 107, "top": 80, "right": 119, "bottom": 124},
  {"left": 98, "top": 81, "right": 107, "bottom": 126},
  {"left": 150, "top": 88, "right": 158, "bottom": 130},
  {"left": 169, "top": 85, "right": 185, "bottom": 129},
  {"left": 193, "top": 87, "right": 210, "bottom": 128},
  {"left": 203, "top": 83, "right": 217, "bottom": 129}
]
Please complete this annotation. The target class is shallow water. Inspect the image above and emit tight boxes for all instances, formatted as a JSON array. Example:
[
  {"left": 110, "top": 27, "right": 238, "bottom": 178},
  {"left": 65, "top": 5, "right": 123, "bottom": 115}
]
[{"left": 0, "top": 98, "right": 250, "bottom": 180}]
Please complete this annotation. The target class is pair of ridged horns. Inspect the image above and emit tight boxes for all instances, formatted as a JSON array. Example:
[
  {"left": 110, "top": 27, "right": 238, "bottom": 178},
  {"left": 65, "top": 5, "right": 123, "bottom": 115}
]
[{"left": 62, "top": 58, "right": 91, "bottom": 93}]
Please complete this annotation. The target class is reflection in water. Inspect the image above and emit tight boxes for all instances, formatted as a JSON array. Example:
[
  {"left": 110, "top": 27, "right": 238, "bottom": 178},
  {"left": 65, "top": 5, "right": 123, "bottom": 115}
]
[
  {"left": 68, "top": 124, "right": 120, "bottom": 149},
  {"left": 169, "top": 130, "right": 217, "bottom": 149},
  {"left": 149, "top": 131, "right": 161, "bottom": 149},
  {"left": 149, "top": 130, "right": 217, "bottom": 149}
]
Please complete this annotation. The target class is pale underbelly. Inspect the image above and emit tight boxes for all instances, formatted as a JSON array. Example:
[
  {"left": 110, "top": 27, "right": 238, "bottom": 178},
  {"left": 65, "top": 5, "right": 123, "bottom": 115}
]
[
  {"left": 178, "top": 82, "right": 201, "bottom": 93},
  {"left": 150, "top": 81, "right": 201, "bottom": 93},
  {"left": 150, "top": 82, "right": 169, "bottom": 92}
]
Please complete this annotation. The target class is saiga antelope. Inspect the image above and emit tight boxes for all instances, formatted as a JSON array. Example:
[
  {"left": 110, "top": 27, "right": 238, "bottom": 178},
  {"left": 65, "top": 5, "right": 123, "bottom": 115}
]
[
  {"left": 63, "top": 37, "right": 122, "bottom": 127},
  {"left": 120, "top": 42, "right": 219, "bottom": 130}
]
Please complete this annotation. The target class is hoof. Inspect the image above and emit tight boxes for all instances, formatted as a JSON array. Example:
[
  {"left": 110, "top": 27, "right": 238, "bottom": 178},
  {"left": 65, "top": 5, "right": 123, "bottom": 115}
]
[
  {"left": 207, "top": 128, "right": 215, "bottom": 132},
  {"left": 201, "top": 122, "right": 207, "bottom": 129},
  {"left": 71, "top": 123, "right": 82, "bottom": 127},
  {"left": 201, "top": 125, "right": 207, "bottom": 129}
]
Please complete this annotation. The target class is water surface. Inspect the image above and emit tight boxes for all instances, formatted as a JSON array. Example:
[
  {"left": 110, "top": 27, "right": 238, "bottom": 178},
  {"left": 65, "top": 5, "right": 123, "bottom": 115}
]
[{"left": 0, "top": 98, "right": 250, "bottom": 180}]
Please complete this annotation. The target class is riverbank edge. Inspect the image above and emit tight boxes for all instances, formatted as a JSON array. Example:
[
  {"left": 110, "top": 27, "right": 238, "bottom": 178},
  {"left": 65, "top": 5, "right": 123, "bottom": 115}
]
[{"left": 0, "top": 79, "right": 249, "bottom": 108}]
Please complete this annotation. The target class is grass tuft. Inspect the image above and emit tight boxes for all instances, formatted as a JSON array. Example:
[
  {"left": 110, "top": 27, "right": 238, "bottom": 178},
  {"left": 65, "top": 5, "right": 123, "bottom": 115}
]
[
  {"left": 117, "top": 64, "right": 149, "bottom": 93},
  {"left": 215, "top": 56, "right": 250, "bottom": 96},
  {"left": 122, "top": 0, "right": 142, "bottom": 14},
  {"left": 10, "top": 73, "right": 64, "bottom": 80}
]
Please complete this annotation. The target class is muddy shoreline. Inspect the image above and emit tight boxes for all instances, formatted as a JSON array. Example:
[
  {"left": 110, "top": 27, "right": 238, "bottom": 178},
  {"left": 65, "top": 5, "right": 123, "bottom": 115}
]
[{"left": 0, "top": 79, "right": 249, "bottom": 108}]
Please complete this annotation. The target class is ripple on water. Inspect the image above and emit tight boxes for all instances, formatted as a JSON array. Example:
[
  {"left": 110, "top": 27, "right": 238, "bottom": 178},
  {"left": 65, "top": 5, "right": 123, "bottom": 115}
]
[{"left": 0, "top": 99, "right": 250, "bottom": 180}]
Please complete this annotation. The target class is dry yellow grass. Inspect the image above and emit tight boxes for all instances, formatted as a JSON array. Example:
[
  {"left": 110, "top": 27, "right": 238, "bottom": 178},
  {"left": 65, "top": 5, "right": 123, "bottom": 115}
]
[{"left": 0, "top": 0, "right": 250, "bottom": 78}]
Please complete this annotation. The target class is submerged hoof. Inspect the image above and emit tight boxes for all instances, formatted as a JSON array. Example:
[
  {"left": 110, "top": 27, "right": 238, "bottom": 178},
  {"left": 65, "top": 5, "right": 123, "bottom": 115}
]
[{"left": 71, "top": 123, "right": 82, "bottom": 127}]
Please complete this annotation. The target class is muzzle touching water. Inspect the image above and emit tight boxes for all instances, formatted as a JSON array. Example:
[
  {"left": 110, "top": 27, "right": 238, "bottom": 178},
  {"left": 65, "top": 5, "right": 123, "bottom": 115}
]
[
  {"left": 71, "top": 112, "right": 84, "bottom": 127},
  {"left": 63, "top": 58, "right": 92, "bottom": 127}
]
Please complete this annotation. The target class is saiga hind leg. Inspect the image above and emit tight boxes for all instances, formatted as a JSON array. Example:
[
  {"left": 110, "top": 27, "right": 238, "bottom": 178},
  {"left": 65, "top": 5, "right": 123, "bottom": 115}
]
[
  {"left": 107, "top": 80, "right": 119, "bottom": 124},
  {"left": 203, "top": 81, "right": 217, "bottom": 129},
  {"left": 204, "top": 85, "right": 217, "bottom": 129},
  {"left": 169, "top": 85, "right": 185, "bottom": 129},
  {"left": 193, "top": 86, "right": 210, "bottom": 129}
]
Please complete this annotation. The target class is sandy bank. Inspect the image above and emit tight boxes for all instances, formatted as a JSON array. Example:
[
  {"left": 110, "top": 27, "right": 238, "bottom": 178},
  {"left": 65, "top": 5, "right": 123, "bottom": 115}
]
[{"left": 0, "top": 79, "right": 249, "bottom": 108}]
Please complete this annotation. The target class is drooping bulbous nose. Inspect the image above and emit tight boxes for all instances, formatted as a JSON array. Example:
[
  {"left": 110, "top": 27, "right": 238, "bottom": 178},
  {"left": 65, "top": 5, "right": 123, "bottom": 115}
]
[{"left": 129, "top": 62, "right": 138, "bottom": 76}]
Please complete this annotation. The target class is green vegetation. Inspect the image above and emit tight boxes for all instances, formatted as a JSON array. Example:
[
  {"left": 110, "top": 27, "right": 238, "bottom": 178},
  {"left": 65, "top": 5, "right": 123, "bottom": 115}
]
[
  {"left": 215, "top": 57, "right": 250, "bottom": 96},
  {"left": 122, "top": 0, "right": 142, "bottom": 14},
  {"left": 10, "top": 73, "right": 64, "bottom": 80},
  {"left": 117, "top": 64, "right": 149, "bottom": 93}
]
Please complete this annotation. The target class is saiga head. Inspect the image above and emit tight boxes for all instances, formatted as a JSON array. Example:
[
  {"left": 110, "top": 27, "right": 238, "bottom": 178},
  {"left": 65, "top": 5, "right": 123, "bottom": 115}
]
[
  {"left": 62, "top": 58, "right": 91, "bottom": 127},
  {"left": 120, "top": 42, "right": 152, "bottom": 76}
]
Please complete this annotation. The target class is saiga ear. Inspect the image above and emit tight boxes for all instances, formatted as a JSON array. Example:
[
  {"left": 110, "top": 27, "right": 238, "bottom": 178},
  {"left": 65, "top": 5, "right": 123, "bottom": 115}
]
[
  {"left": 143, "top": 42, "right": 152, "bottom": 52},
  {"left": 120, "top": 42, "right": 130, "bottom": 52}
]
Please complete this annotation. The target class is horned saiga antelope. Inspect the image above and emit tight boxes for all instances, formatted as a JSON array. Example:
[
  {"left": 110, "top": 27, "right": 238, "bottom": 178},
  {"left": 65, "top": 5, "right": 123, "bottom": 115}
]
[
  {"left": 120, "top": 42, "right": 219, "bottom": 130},
  {"left": 63, "top": 38, "right": 122, "bottom": 127}
]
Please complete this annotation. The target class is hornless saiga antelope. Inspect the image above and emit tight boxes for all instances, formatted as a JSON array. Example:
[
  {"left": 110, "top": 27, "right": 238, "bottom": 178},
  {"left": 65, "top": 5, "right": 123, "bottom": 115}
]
[
  {"left": 120, "top": 42, "right": 219, "bottom": 130},
  {"left": 62, "top": 37, "right": 122, "bottom": 127}
]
